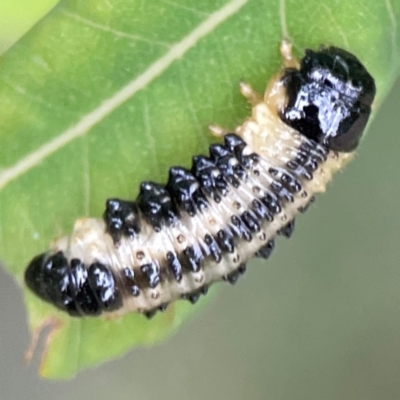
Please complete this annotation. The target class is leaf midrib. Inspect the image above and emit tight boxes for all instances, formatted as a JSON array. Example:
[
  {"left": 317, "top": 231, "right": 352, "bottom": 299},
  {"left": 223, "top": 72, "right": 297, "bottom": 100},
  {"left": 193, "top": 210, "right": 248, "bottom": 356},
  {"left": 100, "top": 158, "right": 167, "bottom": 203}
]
[{"left": 0, "top": 0, "right": 249, "bottom": 193}]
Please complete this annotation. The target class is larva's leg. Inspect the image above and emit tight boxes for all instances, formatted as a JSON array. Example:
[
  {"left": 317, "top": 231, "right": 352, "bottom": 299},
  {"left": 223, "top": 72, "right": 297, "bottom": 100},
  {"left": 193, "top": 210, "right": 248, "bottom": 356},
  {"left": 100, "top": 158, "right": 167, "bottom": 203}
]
[
  {"left": 209, "top": 124, "right": 230, "bottom": 138},
  {"left": 262, "top": 40, "right": 300, "bottom": 109},
  {"left": 209, "top": 80, "right": 261, "bottom": 137},
  {"left": 280, "top": 38, "right": 300, "bottom": 69},
  {"left": 239, "top": 81, "right": 262, "bottom": 106}
]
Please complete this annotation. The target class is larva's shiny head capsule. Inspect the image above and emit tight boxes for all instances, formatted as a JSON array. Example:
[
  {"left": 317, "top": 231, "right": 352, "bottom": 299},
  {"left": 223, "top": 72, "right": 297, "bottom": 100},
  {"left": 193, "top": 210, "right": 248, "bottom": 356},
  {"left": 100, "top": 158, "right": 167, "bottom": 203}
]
[{"left": 281, "top": 47, "right": 376, "bottom": 152}]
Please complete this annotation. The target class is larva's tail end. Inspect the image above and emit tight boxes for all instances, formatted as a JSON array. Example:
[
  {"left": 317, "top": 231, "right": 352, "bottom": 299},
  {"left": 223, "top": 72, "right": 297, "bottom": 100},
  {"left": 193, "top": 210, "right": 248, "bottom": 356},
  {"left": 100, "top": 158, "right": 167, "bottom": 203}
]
[
  {"left": 24, "top": 251, "right": 123, "bottom": 318},
  {"left": 25, "top": 253, "right": 51, "bottom": 301},
  {"left": 24, "top": 251, "right": 81, "bottom": 317}
]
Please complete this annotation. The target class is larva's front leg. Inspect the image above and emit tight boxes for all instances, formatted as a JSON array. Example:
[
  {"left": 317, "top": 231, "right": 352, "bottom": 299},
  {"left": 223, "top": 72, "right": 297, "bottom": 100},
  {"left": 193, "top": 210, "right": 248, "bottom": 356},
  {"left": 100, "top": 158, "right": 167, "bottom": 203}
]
[
  {"left": 208, "top": 81, "right": 262, "bottom": 138},
  {"left": 239, "top": 81, "right": 262, "bottom": 106},
  {"left": 210, "top": 39, "right": 297, "bottom": 139},
  {"left": 280, "top": 38, "right": 300, "bottom": 69},
  {"left": 208, "top": 124, "right": 230, "bottom": 138}
]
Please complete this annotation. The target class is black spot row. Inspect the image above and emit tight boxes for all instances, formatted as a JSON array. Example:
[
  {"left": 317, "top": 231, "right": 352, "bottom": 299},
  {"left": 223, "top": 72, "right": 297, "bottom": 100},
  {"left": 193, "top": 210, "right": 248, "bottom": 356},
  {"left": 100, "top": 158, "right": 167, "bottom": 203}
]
[
  {"left": 136, "top": 182, "right": 177, "bottom": 231},
  {"left": 103, "top": 133, "right": 307, "bottom": 245},
  {"left": 286, "top": 141, "right": 328, "bottom": 181},
  {"left": 147, "top": 261, "right": 250, "bottom": 319},
  {"left": 204, "top": 234, "right": 223, "bottom": 263},
  {"left": 144, "top": 282, "right": 212, "bottom": 319},
  {"left": 122, "top": 247, "right": 203, "bottom": 294},
  {"left": 104, "top": 199, "right": 141, "bottom": 243},
  {"left": 166, "top": 167, "right": 208, "bottom": 216},
  {"left": 103, "top": 134, "right": 258, "bottom": 240}
]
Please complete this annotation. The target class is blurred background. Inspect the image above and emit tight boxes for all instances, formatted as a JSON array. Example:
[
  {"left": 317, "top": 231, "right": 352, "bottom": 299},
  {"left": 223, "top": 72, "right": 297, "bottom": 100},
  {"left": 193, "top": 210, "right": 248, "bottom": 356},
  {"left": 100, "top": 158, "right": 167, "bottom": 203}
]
[{"left": 1, "top": 1, "right": 400, "bottom": 399}]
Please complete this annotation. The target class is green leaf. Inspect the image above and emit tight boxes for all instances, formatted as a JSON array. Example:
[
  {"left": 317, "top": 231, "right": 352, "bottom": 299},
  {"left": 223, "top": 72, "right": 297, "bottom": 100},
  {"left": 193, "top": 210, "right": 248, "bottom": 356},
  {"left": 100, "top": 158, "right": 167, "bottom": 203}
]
[
  {"left": 1, "top": 0, "right": 399, "bottom": 379},
  {"left": 0, "top": 0, "right": 58, "bottom": 54}
]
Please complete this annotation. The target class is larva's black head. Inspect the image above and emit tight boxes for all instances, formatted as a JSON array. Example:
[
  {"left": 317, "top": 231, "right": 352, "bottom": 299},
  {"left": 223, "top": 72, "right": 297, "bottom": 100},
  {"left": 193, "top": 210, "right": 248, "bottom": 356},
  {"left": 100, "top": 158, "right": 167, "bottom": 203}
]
[
  {"left": 281, "top": 47, "right": 376, "bottom": 152},
  {"left": 25, "top": 251, "right": 122, "bottom": 317}
]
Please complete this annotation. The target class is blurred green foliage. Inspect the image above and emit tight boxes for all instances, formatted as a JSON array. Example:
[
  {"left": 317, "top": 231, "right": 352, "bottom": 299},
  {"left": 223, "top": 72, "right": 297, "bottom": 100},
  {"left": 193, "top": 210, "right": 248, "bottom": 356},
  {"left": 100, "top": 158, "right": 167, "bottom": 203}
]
[{"left": 0, "top": 0, "right": 58, "bottom": 54}]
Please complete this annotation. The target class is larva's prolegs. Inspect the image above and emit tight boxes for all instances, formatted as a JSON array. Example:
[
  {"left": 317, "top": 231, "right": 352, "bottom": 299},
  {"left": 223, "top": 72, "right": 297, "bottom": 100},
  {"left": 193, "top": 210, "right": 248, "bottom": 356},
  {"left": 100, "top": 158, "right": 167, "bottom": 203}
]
[
  {"left": 209, "top": 81, "right": 262, "bottom": 137},
  {"left": 239, "top": 82, "right": 262, "bottom": 106},
  {"left": 208, "top": 124, "right": 229, "bottom": 138},
  {"left": 280, "top": 38, "right": 300, "bottom": 69}
]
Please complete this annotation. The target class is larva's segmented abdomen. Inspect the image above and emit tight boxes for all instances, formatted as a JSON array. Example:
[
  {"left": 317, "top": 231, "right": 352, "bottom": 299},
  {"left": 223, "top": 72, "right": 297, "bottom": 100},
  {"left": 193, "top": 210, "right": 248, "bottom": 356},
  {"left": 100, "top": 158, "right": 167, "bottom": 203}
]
[
  {"left": 24, "top": 44, "right": 376, "bottom": 318},
  {"left": 22, "top": 132, "right": 334, "bottom": 318},
  {"left": 101, "top": 133, "right": 326, "bottom": 316}
]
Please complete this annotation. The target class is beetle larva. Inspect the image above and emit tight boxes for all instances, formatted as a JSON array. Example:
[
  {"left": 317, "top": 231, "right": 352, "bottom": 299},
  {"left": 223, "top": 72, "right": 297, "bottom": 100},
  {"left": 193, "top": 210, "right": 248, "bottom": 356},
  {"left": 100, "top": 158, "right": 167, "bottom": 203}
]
[{"left": 24, "top": 41, "right": 376, "bottom": 318}]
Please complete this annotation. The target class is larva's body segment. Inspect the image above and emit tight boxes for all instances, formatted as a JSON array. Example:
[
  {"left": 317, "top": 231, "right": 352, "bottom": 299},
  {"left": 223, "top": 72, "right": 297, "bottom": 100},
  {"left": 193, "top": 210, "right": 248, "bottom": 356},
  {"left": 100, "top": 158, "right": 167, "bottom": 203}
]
[{"left": 25, "top": 43, "right": 376, "bottom": 318}]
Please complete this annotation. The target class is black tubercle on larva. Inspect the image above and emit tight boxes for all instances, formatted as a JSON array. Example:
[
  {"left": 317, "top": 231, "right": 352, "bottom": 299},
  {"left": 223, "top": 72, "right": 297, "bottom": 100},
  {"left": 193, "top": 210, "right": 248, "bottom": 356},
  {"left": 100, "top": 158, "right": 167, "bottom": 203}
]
[
  {"left": 166, "top": 167, "right": 207, "bottom": 215},
  {"left": 261, "top": 192, "right": 282, "bottom": 215},
  {"left": 224, "top": 133, "right": 259, "bottom": 169},
  {"left": 166, "top": 251, "right": 183, "bottom": 282},
  {"left": 280, "top": 172, "right": 302, "bottom": 193},
  {"left": 24, "top": 251, "right": 122, "bottom": 316},
  {"left": 255, "top": 240, "right": 275, "bottom": 259},
  {"left": 281, "top": 47, "right": 376, "bottom": 152},
  {"left": 123, "top": 267, "right": 140, "bottom": 297},
  {"left": 278, "top": 220, "right": 296, "bottom": 238},
  {"left": 231, "top": 215, "right": 253, "bottom": 242},
  {"left": 286, "top": 160, "right": 313, "bottom": 181},
  {"left": 241, "top": 210, "right": 261, "bottom": 233},
  {"left": 69, "top": 259, "right": 99, "bottom": 316},
  {"left": 204, "top": 234, "right": 222, "bottom": 263},
  {"left": 136, "top": 182, "right": 178, "bottom": 231},
  {"left": 104, "top": 199, "right": 141, "bottom": 243},
  {"left": 181, "top": 285, "right": 209, "bottom": 304},
  {"left": 251, "top": 199, "right": 273, "bottom": 221},
  {"left": 183, "top": 245, "right": 203, "bottom": 272},
  {"left": 270, "top": 181, "right": 294, "bottom": 203},
  {"left": 86, "top": 262, "right": 123, "bottom": 313},
  {"left": 224, "top": 133, "right": 246, "bottom": 153},
  {"left": 216, "top": 229, "right": 235, "bottom": 253},
  {"left": 223, "top": 263, "right": 247, "bottom": 285},
  {"left": 191, "top": 155, "right": 228, "bottom": 201},
  {"left": 140, "top": 263, "right": 160, "bottom": 289},
  {"left": 209, "top": 144, "right": 241, "bottom": 188},
  {"left": 269, "top": 167, "right": 303, "bottom": 195},
  {"left": 144, "top": 304, "right": 169, "bottom": 319}
]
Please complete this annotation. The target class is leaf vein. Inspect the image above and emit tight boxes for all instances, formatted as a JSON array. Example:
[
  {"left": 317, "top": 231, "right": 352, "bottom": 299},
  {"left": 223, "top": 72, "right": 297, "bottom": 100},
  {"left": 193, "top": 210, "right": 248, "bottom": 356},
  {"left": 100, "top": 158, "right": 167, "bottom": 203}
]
[
  {"left": 320, "top": 4, "right": 349, "bottom": 49},
  {"left": 0, "top": 0, "right": 249, "bottom": 192},
  {"left": 61, "top": 10, "right": 171, "bottom": 47},
  {"left": 279, "top": 0, "right": 289, "bottom": 39},
  {"left": 160, "top": 0, "right": 209, "bottom": 17}
]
